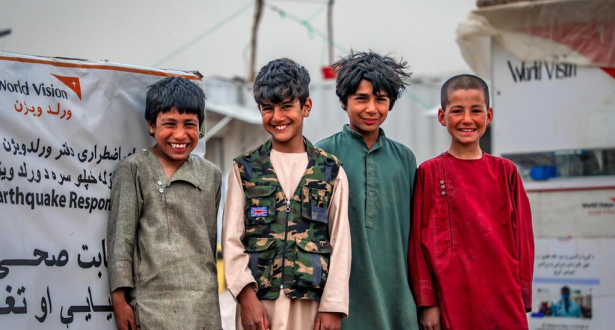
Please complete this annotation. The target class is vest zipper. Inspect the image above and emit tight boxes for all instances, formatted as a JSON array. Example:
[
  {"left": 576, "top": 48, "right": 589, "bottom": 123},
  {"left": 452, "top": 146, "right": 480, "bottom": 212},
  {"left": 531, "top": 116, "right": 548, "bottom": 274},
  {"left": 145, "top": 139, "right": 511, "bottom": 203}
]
[{"left": 280, "top": 199, "right": 291, "bottom": 289}]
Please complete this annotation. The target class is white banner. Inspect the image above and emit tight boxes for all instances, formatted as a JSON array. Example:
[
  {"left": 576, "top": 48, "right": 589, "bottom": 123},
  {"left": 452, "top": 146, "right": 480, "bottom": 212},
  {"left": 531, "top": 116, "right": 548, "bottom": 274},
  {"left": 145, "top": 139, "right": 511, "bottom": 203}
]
[{"left": 0, "top": 51, "right": 203, "bottom": 329}]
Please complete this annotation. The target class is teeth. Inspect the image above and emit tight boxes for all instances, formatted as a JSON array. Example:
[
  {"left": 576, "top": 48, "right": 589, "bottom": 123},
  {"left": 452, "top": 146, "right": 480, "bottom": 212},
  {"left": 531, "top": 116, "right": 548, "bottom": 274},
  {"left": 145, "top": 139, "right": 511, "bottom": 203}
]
[
  {"left": 460, "top": 129, "right": 475, "bottom": 132},
  {"left": 275, "top": 125, "right": 288, "bottom": 130},
  {"left": 171, "top": 143, "right": 187, "bottom": 149}
]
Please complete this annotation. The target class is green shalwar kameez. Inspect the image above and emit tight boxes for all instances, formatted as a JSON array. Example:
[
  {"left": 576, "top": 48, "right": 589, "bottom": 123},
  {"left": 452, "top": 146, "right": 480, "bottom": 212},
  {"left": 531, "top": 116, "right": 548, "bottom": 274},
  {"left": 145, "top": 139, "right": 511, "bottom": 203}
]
[{"left": 317, "top": 125, "right": 419, "bottom": 330}]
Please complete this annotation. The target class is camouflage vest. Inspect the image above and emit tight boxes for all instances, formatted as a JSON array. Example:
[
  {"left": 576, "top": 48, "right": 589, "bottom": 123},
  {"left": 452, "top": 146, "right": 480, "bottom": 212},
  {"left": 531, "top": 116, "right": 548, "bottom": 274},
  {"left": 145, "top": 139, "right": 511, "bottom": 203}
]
[{"left": 235, "top": 138, "right": 340, "bottom": 300}]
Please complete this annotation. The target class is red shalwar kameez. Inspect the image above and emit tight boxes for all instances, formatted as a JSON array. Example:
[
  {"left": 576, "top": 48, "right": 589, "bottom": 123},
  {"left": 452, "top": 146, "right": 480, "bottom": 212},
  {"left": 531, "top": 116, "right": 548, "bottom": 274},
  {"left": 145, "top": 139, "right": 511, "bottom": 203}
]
[{"left": 409, "top": 152, "right": 534, "bottom": 330}]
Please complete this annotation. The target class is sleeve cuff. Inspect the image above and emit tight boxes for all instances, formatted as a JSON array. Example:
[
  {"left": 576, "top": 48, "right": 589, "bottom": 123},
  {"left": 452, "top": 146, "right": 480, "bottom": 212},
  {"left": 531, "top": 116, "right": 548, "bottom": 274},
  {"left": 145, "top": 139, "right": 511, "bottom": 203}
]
[
  {"left": 229, "top": 272, "right": 258, "bottom": 300},
  {"left": 108, "top": 261, "right": 134, "bottom": 292},
  {"left": 318, "top": 299, "right": 349, "bottom": 319},
  {"left": 521, "top": 281, "right": 532, "bottom": 310},
  {"left": 412, "top": 280, "right": 438, "bottom": 308}
]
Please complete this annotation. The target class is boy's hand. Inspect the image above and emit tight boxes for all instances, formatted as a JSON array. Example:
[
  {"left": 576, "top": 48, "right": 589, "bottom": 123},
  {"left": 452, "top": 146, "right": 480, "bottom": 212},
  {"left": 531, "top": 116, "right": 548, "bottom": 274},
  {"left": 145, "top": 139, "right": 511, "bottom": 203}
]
[
  {"left": 238, "top": 286, "right": 270, "bottom": 330},
  {"left": 313, "top": 312, "right": 342, "bottom": 330},
  {"left": 419, "top": 306, "right": 441, "bottom": 330},
  {"left": 111, "top": 289, "right": 136, "bottom": 330}
]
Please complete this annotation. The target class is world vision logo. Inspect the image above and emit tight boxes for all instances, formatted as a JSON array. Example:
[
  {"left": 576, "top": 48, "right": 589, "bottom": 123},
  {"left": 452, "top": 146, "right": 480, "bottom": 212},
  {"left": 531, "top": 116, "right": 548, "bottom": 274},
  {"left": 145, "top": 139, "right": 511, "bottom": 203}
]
[
  {"left": 51, "top": 74, "right": 82, "bottom": 100},
  {"left": 0, "top": 74, "right": 82, "bottom": 104},
  {"left": 582, "top": 197, "right": 615, "bottom": 216},
  {"left": 601, "top": 68, "right": 615, "bottom": 80}
]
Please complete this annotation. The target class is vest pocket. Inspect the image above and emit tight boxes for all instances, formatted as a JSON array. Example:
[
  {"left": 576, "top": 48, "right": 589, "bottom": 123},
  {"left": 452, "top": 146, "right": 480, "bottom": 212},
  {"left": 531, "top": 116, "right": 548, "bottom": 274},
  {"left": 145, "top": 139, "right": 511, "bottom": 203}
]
[
  {"left": 244, "top": 237, "right": 276, "bottom": 290},
  {"left": 245, "top": 185, "right": 277, "bottom": 225},
  {"left": 294, "top": 238, "right": 332, "bottom": 289},
  {"left": 301, "top": 186, "right": 331, "bottom": 223}
]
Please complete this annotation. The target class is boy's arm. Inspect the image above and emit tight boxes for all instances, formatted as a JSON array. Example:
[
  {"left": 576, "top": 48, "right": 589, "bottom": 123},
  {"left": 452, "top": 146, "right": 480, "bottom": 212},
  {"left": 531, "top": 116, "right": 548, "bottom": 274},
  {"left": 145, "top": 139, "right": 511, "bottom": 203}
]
[
  {"left": 222, "top": 162, "right": 259, "bottom": 298},
  {"left": 211, "top": 167, "right": 223, "bottom": 265},
  {"left": 223, "top": 162, "right": 270, "bottom": 329},
  {"left": 111, "top": 288, "right": 137, "bottom": 330},
  {"left": 318, "top": 166, "right": 351, "bottom": 318},
  {"left": 107, "top": 160, "right": 140, "bottom": 329},
  {"left": 418, "top": 306, "right": 441, "bottom": 330},
  {"left": 237, "top": 285, "right": 270, "bottom": 330},
  {"left": 107, "top": 160, "right": 141, "bottom": 294},
  {"left": 313, "top": 312, "right": 342, "bottom": 330},
  {"left": 408, "top": 165, "right": 439, "bottom": 308},
  {"left": 410, "top": 166, "right": 442, "bottom": 329},
  {"left": 511, "top": 166, "right": 535, "bottom": 312}
]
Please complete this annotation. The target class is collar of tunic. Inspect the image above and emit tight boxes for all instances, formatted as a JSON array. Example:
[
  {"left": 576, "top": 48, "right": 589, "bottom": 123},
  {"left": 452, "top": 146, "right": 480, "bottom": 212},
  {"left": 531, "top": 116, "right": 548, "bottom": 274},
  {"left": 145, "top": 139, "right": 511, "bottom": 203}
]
[
  {"left": 144, "top": 148, "right": 204, "bottom": 189},
  {"left": 341, "top": 124, "right": 387, "bottom": 152}
]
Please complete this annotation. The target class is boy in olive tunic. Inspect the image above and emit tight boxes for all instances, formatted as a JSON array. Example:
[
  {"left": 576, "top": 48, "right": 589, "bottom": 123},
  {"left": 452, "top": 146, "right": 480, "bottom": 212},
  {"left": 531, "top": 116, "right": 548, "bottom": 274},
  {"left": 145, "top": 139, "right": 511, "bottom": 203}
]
[
  {"left": 107, "top": 77, "right": 222, "bottom": 330},
  {"left": 223, "top": 58, "right": 351, "bottom": 330}
]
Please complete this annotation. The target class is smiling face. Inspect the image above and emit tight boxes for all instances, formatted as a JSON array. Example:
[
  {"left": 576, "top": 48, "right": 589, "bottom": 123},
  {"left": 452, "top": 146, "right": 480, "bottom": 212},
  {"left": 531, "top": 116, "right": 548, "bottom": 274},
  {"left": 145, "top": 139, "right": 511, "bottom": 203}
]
[
  {"left": 148, "top": 107, "right": 200, "bottom": 168},
  {"left": 259, "top": 97, "right": 311, "bottom": 153},
  {"left": 439, "top": 88, "right": 493, "bottom": 155},
  {"left": 345, "top": 79, "right": 390, "bottom": 148}
]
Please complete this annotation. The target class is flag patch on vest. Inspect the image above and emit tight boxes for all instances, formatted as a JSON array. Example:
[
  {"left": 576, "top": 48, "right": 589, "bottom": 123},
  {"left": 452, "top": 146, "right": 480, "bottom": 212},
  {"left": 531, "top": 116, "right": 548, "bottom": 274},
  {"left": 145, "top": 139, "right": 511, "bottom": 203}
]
[{"left": 250, "top": 206, "right": 268, "bottom": 217}]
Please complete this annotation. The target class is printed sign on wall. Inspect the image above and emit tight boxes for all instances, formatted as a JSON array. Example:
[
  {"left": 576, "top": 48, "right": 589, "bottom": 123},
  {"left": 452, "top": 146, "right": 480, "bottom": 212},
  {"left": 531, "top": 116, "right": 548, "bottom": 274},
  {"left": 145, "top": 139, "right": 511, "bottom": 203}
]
[{"left": 529, "top": 237, "right": 615, "bottom": 330}]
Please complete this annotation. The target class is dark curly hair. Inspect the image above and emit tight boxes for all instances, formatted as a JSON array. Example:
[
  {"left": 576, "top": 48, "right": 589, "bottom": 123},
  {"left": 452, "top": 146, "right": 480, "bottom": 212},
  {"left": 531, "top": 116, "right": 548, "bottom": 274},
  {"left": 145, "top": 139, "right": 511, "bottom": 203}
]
[
  {"left": 253, "top": 58, "right": 311, "bottom": 107},
  {"left": 333, "top": 51, "right": 411, "bottom": 110}
]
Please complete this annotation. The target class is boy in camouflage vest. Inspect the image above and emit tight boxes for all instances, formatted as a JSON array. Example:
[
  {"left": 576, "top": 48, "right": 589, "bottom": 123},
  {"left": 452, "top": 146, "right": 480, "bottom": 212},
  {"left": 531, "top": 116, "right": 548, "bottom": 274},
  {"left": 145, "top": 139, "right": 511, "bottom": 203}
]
[{"left": 222, "top": 58, "right": 351, "bottom": 330}]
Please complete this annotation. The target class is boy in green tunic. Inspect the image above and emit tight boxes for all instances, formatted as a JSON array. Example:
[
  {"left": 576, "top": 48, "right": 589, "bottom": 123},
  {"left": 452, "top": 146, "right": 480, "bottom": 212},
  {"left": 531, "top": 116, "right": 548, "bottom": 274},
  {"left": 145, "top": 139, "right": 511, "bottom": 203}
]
[{"left": 316, "top": 51, "right": 419, "bottom": 330}]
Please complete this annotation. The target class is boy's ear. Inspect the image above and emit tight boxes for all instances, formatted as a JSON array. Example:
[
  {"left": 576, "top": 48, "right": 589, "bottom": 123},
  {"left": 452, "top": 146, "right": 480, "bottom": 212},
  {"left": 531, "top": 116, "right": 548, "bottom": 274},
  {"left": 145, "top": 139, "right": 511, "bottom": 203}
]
[
  {"left": 487, "top": 107, "right": 493, "bottom": 125},
  {"left": 340, "top": 101, "right": 347, "bottom": 111},
  {"left": 147, "top": 121, "right": 155, "bottom": 135},
  {"left": 438, "top": 108, "right": 447, "bottom": 127},
  {"left": 302, "top": 98, "right": 312, "bottom": 117}
]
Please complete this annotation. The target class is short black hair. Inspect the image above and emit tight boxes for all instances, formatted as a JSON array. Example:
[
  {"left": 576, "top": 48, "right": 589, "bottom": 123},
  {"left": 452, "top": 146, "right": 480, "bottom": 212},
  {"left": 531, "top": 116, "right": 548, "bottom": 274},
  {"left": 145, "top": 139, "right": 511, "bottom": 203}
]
[
  {"left": 144, "top": 76, "right": 205, "bottom": 128},
  {"left": 253, "top": 58, "right": 310, "bottom": 107},
  {"left": 440, "top": 74, "right": 489, "bottom": 110},
  {"left": 333, "top": 51, "right": 411, "bottom": 110}
]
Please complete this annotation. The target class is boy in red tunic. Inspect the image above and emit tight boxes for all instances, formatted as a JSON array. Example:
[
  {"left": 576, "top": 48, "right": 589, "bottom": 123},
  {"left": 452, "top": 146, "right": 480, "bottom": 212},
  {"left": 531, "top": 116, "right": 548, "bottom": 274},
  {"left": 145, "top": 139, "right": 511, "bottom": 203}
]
[{"left": 408, "top": 74, "right": 534, "bottom": 330}]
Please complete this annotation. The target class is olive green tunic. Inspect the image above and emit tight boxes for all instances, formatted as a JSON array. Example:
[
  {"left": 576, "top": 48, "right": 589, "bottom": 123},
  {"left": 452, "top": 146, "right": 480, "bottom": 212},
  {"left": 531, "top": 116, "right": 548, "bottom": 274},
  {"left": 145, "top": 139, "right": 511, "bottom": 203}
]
[
  {"left": 317, "top": 125, "right": 419, "bottom": 330},
  {"left": 107, "top": 149, "right": 222, "bottom": 329}
]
